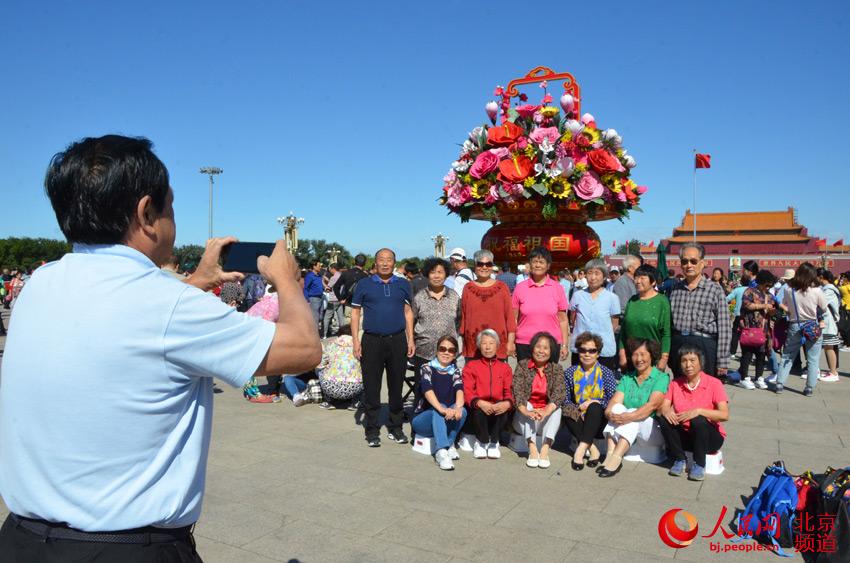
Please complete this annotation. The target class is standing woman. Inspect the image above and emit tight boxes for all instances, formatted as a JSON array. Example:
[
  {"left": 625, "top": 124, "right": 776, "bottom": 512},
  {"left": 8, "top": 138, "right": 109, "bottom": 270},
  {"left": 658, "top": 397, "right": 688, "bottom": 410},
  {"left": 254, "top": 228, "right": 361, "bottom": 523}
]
[
  {"left": 569, "top": 259, "right": 621, "bottom": 371},
  {"left": 711, "top": 268, "right": 729, "bottom": 295},
  {"left": 618, "top": 265, "right": 671, "bottom": 372},
  {"left": 817, "top": 269, "right": 842, "bottom": 383},
  {"left": 737, "top": 270, "right": 777, "bottom": 390},
  {"left": 775, "top": 262, "right": 827, "bottom": 396},
  {"left": 563, "top": 332, "right": 618, "bottom": 471},
  {"left": 512, "top": 332, "right": 567, "bottom": 468},
  {"left": 460, "top": 250, "right": 516, "bottom": 361},
  {"left": 411, "top": 257, "right": 462, "bottom": 400},
  {"left": 512, "top": 247, "right": 569, "bottom": 363}
]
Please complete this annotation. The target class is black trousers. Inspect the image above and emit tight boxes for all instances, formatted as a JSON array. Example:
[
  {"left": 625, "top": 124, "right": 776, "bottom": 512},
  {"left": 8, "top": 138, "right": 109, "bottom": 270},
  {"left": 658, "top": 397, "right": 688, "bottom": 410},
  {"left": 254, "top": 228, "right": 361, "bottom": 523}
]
[
  {"left": 562, "top": 401, "right": 607, "bottom": 445},
  {"left": 739, "top": 345, "right": 766, "bottom": 379},
  {"left": 516, "top": 342, "right": 561, "bottom": 364},
  {"left": 657, "top": 415, "right": 724, "bottom": 467},
  {"left": 360, "top": 332, "right": 408, "bottom": 439},
  {"left": 729, "top": 315, "right": 743, "bottom": 355},
  {"left": 465, "top": 407, "right": 510, "bottom": 445},
  {"left": 408, "top": 355, "right": 429, "bottom": 406},
  {"left": 0, "top": 515, "right": 202, "bottom": 563},
  {"left": 670, "top": 334, "right": 718, "bottom": 378}
]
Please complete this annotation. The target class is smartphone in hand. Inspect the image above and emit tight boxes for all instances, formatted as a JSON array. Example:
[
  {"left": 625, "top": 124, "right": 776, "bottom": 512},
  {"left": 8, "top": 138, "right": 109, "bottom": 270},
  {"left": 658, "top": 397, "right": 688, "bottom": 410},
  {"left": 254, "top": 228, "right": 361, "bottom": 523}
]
[{"left": 221, "top": 242, "right": 276, "bottom": 274}]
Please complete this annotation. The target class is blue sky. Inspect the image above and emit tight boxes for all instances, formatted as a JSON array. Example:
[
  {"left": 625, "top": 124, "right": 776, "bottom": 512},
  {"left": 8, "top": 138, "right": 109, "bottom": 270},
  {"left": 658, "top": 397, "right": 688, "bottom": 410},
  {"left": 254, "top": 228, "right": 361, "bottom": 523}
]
[{"left": 2, "top": 1, "right": 848, "bottom": 259}]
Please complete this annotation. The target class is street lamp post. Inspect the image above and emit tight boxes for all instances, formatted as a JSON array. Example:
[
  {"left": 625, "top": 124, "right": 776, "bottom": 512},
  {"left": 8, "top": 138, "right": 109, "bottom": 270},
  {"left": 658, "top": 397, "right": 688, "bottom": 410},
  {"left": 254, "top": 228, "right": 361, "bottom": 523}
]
[
  {"left": 199, "top": 167, "right": 223, "bottom": 240},
  {"left": 277, "top": 212, "right": 304, "bottom": 254},
  {"left": 326, "top": 246, "right": 341, "bottom": 266}
]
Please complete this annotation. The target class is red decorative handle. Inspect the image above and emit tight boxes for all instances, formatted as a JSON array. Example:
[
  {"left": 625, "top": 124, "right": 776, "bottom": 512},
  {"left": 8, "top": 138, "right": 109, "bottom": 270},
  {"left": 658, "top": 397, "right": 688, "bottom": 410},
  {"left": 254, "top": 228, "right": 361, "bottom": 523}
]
[{"left": 504, "top": 66, "right": 581, "bottom": 116}]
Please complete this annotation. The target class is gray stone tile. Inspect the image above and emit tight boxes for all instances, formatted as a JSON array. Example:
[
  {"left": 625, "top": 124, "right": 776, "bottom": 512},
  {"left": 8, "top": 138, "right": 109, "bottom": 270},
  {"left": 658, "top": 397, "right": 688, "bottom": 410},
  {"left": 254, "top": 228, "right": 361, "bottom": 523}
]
[
  {"left": 564, "top": 541, "right": 674, "bottom": 561},
  {"left": 195, "top": 534, "right": 283, "bottom": 562},
  {"left": 194, "top": 493, "right": 290, "bottom": 548}
]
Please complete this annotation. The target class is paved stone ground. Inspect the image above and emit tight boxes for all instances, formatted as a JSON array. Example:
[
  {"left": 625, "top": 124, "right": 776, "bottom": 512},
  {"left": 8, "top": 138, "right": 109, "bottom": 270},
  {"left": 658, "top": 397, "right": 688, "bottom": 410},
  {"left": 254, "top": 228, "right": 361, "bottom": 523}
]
[{"left": 1, "top": 307, "right": 848, "bottom": 562}]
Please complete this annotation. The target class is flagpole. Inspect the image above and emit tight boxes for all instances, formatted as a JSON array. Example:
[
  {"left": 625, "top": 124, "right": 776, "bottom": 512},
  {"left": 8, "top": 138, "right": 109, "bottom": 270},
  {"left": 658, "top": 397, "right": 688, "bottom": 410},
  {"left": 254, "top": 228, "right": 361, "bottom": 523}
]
[{"left": 692, "top": 148, "right": 697, "bottom": 242}]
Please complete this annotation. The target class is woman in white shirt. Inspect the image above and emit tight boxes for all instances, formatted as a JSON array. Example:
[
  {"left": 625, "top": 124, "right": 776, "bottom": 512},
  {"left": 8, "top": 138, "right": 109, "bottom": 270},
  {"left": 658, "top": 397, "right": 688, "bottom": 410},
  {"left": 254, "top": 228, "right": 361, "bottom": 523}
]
[{"left": 775, "top": 263, "right": 827, "bottom": 396}]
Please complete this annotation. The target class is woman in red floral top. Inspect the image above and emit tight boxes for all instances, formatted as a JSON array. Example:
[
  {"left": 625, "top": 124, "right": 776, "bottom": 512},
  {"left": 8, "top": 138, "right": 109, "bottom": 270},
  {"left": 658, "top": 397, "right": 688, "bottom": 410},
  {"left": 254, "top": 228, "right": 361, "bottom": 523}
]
[
  {"left": 738, "top": 270, "right": 777, "bottom": 390},
  {"left": 460, "top": 250, "right": 516, "bottom": 360}
]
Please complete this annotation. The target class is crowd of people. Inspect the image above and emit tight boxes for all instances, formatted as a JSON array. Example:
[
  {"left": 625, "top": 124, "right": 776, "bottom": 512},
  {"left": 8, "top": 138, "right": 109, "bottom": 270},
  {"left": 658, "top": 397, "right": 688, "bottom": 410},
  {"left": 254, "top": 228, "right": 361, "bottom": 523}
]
[{"left": 241, "top": 242, "right": 850, "bottom": 479}]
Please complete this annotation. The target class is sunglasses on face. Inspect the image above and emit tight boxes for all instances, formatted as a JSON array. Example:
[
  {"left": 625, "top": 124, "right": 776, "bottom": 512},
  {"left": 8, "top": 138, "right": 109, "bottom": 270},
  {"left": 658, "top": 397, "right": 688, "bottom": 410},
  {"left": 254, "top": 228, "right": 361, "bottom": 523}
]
[
  {"left": 437, "top": 346, "right": 457, "bottom": 354},
  {"left": 577, "top": 347, "right": 599, "bottom": 354},
  {"left": 681, "top": 258, "right": 701, "bottom": 265},
  {"left": 475, "top": 261, "right": 493, "bottom": 268}
]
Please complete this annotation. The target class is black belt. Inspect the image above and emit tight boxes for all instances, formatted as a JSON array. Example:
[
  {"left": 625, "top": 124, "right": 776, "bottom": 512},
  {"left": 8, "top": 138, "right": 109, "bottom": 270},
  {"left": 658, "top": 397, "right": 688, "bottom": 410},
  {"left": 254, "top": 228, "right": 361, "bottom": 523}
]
[
  {"left": 10, "top": 513, "right": 193, "bottom": 544},
  {"left": 363, "top": 330, "right": 405, "bottom": 338},
  {"left": 673, "top": 330, "right": 717, "bottom": 339}
]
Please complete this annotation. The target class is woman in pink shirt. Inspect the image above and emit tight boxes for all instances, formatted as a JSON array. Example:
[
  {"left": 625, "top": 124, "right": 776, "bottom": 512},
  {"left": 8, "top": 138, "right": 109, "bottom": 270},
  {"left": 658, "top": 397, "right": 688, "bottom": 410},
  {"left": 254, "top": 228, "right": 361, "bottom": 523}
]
[
  {"left": 657, "top": 345, "right": 730, "bottom": 481},
  {"left": 512, "top": 247, "right": 569, "bottom": 363}
]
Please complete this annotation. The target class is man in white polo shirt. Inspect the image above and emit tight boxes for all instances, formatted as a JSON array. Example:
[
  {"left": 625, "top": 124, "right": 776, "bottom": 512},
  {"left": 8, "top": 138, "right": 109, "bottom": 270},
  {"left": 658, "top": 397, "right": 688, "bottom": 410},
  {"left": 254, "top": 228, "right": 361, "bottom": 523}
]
[{"left": 0, "top": 135, "right": 322, "bottom": 561}]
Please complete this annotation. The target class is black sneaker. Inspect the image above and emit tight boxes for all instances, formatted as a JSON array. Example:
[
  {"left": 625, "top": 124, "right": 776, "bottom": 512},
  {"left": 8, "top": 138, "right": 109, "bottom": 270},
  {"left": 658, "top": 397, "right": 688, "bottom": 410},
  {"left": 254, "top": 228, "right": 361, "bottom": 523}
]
[
  {"left": 348, "top": 399, "right": 362, "bottom": 412},
  {"left": 803, "top": 387, "right": 813, "bottom": 397},
  {"left": 367, "top": 437, "right": 381, "bottom": 447},
  {"left": 387, "top": 431, "right": 409, "bottom": 444},
  {"left": 318, "top": 401, "right": 336, "bottom": 410}
]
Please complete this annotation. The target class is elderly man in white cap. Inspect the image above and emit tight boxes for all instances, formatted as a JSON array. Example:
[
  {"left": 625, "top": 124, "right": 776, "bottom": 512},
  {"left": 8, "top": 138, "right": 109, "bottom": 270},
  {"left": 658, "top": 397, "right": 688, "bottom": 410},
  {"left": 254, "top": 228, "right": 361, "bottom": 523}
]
[{"left": 448, "top": 247, "right": 474, "bottom": 298}]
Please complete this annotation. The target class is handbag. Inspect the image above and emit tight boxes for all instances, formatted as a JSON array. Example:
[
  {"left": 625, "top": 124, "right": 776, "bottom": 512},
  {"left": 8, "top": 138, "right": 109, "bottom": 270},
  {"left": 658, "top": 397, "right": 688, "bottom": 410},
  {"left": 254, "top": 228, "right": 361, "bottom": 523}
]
[
  {"left": 739, "top": 290, "right": 768, "bottom": 348},
  {"left": 791, "top": 289, "right": 822, "bottom": 343}
]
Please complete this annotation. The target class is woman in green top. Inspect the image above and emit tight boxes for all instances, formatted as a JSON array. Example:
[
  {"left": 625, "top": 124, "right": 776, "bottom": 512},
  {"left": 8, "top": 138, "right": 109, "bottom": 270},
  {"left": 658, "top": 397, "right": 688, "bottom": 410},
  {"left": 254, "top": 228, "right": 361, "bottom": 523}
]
[
  {"left": 599, "top": 338, "right": 670, "bottom": 477},
  {"left": 618, "top": 265, "right": 671, "bottom": 372}
]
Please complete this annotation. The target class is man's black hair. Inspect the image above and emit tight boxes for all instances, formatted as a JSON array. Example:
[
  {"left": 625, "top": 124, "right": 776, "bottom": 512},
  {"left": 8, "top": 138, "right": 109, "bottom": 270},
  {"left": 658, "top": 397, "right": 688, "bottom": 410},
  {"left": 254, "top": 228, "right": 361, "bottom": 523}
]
[
  {"left": 404, "top": 261, "right": 419, "bottom": 275},
  {"left": 354, "top": 254, "right": 367, "bottom": 267},
  {"left": 45, "top": 135, "right": 170, "bottom": 244}
]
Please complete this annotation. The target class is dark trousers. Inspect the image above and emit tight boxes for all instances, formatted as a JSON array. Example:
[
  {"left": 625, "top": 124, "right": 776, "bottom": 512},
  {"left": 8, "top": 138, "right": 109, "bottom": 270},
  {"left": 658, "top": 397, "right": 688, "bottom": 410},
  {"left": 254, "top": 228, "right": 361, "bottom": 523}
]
[
  {"left": 729, "top": 315, "right": 743, "bottom": 355},
  {"left": 361, "top": 332, "right": 408, "bottom": 439},
  {"left": 739, "top": 345, "right": 766, "bottom": 379},
  {"left": 657, "top": 415, "right": 724, "bottom": 467},
  {"left": 516, "top": 342, "right": 561, "bottom": 364},
  {"left": 0, "top": 515, "right": 202, "bottom": 563},
  {"left": 570, "top": 354, "right": 619, "bottom": 373},
  {"left": 670, "top": 334, "right": 718, "bottom": 378},
  {"left": 465, "top": 407, "right": 510, "bottom": 445},
  {"left": 409, "top": 355, "right": 429, "bottom": 406},
  {"left": 562, "top": 402, "right": 607, "bottom": 444}
]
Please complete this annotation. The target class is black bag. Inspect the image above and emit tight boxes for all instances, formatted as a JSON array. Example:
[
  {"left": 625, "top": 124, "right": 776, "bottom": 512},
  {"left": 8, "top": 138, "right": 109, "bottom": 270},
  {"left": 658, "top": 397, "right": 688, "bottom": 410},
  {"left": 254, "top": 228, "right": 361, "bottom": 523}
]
[{"left": 815, "top": 467, "right": 850, "bottom": 562}]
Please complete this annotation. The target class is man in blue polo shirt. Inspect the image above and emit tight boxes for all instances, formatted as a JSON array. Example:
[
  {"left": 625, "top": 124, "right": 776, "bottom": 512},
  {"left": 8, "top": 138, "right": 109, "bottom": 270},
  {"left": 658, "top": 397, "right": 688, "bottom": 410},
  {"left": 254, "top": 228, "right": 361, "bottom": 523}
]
[
  {"left": 0, "top": 135, "right": 322, "bottom": 561},
  {"left": 303, "top": 259, "right": 325, "bottom": 333},
  {"left": 351, "top": 248, "right": 414, "bottom": 447}
]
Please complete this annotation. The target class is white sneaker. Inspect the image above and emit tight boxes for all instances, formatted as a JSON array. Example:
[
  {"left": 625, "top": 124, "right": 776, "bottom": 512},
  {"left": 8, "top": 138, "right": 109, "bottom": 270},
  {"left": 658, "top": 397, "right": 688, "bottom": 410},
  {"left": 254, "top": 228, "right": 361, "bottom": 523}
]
[
  {"left": 526, "top": 456, "right": 539, "bottom": 468},
  {"left": 435, "top": 449, "right": 454, "bottom": 470},
  {"left": 737, "top": 378, "right": 756, "bottom": 390},
  {"left": 292, "top": 392, "right": 309, "bottom": 406},
  {"left": 840, "top": 346, "right": 850, "bottom": 352},
  {"left": 800, "top": 372, "right": 807, "bottom": 379},
  {"left": 448, "top": 446, "right": 460, "bottom": 460},
  {"left": 538, "top": 458, "right": 551, "bottom": 469},
  {"left": 472, "top": 441, "right": 487, "bottom": 459},
  {"left": 819, "top": 373, "right": 840, "bottom": 383},
  {"left": 755, "top": 377, "right": 768, "bottom": 389},
  {"left": 764, "top": 373, "right": 777, "bottom": 384},
  {"left": 487, "top": 442, "right": 501, "bottom": 459}
]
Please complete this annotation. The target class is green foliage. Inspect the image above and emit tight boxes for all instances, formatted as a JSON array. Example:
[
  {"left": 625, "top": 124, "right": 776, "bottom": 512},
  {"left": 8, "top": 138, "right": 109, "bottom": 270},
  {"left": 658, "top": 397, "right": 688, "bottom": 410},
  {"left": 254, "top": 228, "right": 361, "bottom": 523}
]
[
  {"left": 0, "top": 237, "right": 71, "bottom": 270},
  {"left": 616, "top": 239, "right": 645, "bottom": 256},
  {"left": 293, "top": 239, "right": 353, "bottom": 269},
  {"left": 174, "top": 244, "right": 205, "bottom": 272}
]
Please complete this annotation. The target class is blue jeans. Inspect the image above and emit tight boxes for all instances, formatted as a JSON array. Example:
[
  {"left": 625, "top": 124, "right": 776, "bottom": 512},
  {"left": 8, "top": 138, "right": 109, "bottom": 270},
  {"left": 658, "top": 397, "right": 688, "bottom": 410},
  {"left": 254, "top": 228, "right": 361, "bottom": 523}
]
[
  {"left": 412, "top": 405, "right": 468, "bottom": 451},
  {"left": 777, "top": 323, "right": 823, "bottom": 390},
  {"left": 283, "top": 375, "right": 307, "bottom": 399}
]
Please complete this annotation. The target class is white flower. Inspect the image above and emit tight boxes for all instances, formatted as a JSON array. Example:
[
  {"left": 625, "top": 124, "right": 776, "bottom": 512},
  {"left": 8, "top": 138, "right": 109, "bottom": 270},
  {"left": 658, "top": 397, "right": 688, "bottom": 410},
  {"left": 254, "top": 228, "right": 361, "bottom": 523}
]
[
  {"left": 452, "top": 160, "right": 470, "bottom": 172},
  {"left": 539, "top": 138, "right": 555, "bottom": 154},
  {"left": 565, "top": 119, "right": 584, "bottom": 136},
  {"left": 469, "top": 127, "right": 484, "bottom": 141},
  {"left": 558, "top": 156, "right": 575, "bottom": 175},
  {"left": 462, "top": 140, "right": 475, "bottom": 153},
  {"left": 623, "top": 155, "right": 636, "bottom": 168},
  {"left": 602, "top": 128, "right": 618, "bottom": 140}
]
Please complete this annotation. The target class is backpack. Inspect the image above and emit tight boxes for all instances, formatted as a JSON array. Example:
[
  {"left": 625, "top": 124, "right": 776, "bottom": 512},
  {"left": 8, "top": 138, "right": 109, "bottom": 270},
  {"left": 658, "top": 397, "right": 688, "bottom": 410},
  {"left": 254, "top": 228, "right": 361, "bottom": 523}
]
[
  {"left": 336, "top": 269, "right": 367, "bottom": 303},
  {"left": 736, "top": 461, "right": 798, "bottom": 556},
  {"left": 814, "top": 467, "right": 850, "bottom": 562}
]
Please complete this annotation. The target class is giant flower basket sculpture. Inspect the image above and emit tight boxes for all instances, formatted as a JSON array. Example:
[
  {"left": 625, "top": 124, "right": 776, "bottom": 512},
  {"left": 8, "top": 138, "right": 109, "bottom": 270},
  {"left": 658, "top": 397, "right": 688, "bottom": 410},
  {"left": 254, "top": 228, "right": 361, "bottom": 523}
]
[{"left": 439, "top": 67, "right": 647, "bottom": 271}]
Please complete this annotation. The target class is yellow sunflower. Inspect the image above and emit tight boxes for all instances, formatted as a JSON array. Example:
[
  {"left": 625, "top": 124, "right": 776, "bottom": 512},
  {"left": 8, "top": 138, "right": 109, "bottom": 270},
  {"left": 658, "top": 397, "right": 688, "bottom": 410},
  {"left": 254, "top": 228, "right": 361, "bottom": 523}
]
[
  {"left": 471, "top": 182, "right": 489, "bottom": 199},
  {"left": 582, "top": 127, "right": 601, "bottom": 144},
  {"left": 548, "top": 178, "right": 571, "bottom": 199},
  {"left": 540, "top": 106, "right": 560, "bottom": 118}
]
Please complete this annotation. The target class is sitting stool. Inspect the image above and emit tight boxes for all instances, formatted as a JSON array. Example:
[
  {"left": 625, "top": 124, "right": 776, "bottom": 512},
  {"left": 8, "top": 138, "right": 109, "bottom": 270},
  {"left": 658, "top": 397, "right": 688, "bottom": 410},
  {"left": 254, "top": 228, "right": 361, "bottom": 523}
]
[
  {"left": 622, "top": 425, "right": 667, "bottom": 464},
  {"left": 411, "top": 435, "right": 437, "bottom": 456}
]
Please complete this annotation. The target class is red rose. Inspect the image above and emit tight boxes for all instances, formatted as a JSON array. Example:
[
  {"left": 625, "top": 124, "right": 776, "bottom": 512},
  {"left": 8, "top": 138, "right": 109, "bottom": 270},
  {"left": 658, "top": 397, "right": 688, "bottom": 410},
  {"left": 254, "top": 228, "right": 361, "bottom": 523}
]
[
  {"left": 487, "top": 122, "right": 524, "bottom": 146},
  {"left": 497, "top": 155, "right": 535, "bottom": 183},
  {"left": 587, "top": 149, "right": 624, "bottom": 174},
  {"left": 574, "top": 134, "right": 591, "bottom": 149}
]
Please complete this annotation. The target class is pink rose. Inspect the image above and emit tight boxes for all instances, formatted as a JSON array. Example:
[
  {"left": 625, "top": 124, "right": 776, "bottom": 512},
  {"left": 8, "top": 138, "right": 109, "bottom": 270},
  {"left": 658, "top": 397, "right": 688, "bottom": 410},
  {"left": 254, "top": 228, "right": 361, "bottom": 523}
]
[
  {"left": 485, "top": 185, "right": 499, "bottom": 205},
  {"left": 515, "top": 104, "right": 540, "bottom": 118},
  {"left": 529, "top": 127, "right": 560, "bottom": 145},
  {"left": 574, "top": 172, "right": 605, "bottom": 200},
  {"left": 489, "top": 147, "right": 510, "bottom": 159},
  {"left": 616, "top": 190, "right": 627, "bottom": 202},
  {"left": 636, "top": 185, "right": 648, "bottom": 195},
  {"left": 502, "top": 183, "right": 524, "bottom": 195},
  {"left": 469, "top": 151, "right": 500, "bottom": 179}
]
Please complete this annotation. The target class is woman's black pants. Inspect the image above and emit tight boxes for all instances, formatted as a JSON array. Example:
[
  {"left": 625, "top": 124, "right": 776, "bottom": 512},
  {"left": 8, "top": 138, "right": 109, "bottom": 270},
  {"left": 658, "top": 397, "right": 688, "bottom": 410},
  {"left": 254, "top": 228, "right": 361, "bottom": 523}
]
[
  {"left": 657, "top": 414, "right": 724, "bottom": 467},
  {"left": 561, "top": 402, "right": 607, "bottom": 445}
]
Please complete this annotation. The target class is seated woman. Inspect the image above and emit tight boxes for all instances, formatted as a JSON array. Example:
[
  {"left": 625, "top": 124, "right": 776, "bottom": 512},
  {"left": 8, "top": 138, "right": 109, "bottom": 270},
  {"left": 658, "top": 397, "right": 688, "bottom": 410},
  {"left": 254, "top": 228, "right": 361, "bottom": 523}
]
[
  {"left": 512, "top": 332, "right": 567, "bottom": 469},
  {"left": 411, "top": 336, "right": 467, "bottom": 471},
  {"left": 658, "top": 345, "right": 729, "bottom": 481},
  {"left": 462, "top": 329, "right": 514, "bottom": 459},
  {"left": 600, "top": 338, "right": 669, "bottom": 478},
  {"left": 316, "top": 324, "right": 364, "bottom": 409},
  {"left": 562, "top": 332, "right": 617, "bottom": 471}
]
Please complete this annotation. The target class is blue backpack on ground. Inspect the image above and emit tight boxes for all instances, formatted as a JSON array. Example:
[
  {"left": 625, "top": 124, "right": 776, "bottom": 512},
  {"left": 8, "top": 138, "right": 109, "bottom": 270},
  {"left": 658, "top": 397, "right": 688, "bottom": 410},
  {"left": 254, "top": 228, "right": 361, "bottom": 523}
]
[{"left": 736, "top": 461, "right": 797, "bottom": 557}]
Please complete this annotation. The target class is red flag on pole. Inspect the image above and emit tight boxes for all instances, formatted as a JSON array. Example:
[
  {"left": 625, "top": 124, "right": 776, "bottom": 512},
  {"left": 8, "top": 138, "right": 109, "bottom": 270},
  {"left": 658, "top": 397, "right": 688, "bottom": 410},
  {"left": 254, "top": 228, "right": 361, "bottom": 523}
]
[
  {"left": 816, "top": 238, "right": 827, "bottom": 247},
  {"left": 695, "top": 153, "right": 711, "bottom": 168},
  {"left": 612, "top": 240, "right": 616, "bottom": 248},
  {"left": 649, "top": 240, "right": 655, "bottom": 247},
  {"left": 833, "top": 239, "right": 844, "bottom": 246}
]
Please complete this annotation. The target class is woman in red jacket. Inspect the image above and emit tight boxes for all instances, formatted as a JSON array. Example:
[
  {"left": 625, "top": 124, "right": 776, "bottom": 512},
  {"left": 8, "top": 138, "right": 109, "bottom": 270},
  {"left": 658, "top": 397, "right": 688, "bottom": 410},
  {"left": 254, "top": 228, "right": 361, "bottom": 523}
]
[{"left": 462, "top": 329, "right": 514, "bottom": 459}]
